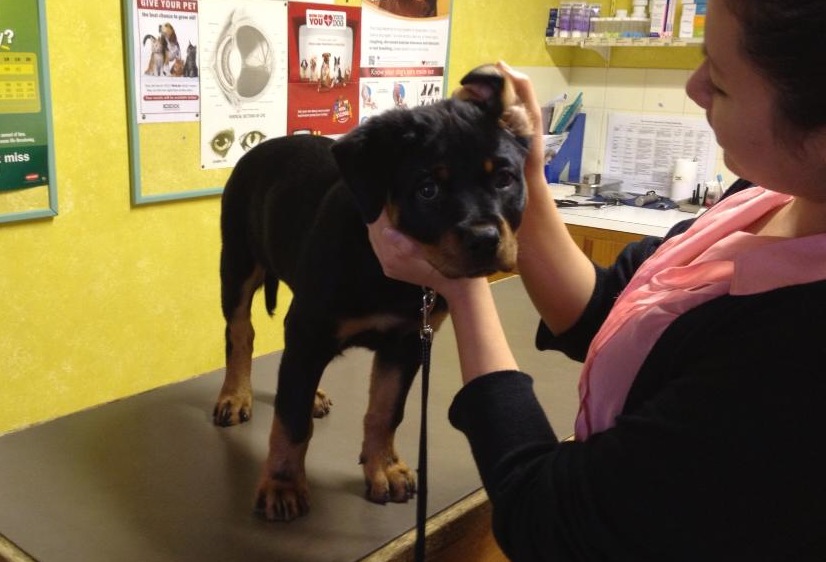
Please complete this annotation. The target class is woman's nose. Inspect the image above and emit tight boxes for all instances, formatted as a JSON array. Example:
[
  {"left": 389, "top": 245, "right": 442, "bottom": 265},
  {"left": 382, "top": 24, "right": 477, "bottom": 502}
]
[{"left": 686, "top": 59, "right": 712, "bottom": 111}]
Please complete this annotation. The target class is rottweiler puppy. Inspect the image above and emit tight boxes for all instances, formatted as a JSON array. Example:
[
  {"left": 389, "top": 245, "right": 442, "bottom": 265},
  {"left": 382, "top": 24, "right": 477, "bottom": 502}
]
[{"left": 216, "top": 65, "right": 532, "bottom": 522}]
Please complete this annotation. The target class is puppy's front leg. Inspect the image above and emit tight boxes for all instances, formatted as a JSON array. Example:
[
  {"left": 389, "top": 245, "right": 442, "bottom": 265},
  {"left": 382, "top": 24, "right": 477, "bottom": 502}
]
[
  {"left": 360, "top": 336, "right": 421, "bottom": 503},
  {"left": 256, "top": 317, "right": 335, "bottom": 521}
]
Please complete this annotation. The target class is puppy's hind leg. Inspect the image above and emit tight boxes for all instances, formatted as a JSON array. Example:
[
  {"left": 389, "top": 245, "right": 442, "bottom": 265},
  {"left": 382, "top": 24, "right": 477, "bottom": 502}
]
[
  {"left": 360, "top": 333, "right": 421, "bottom": 504},
  {"left": 214, "top": 247, "right": 266, "bottom": 426}
]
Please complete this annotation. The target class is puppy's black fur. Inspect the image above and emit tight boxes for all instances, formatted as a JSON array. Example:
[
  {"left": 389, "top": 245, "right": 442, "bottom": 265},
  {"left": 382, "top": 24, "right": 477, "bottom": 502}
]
[{"left": 216, "top": 65, "right": 531, "bottom": 522}]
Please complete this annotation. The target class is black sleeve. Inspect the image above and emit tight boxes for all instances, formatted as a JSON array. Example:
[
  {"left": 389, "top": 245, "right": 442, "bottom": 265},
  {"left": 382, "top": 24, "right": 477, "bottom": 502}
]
[
  {"left": 450, "top": 286, "right": 826, "bottom": 561},
  {"left": 534, "top": 234, "right": 664, "bottom": 361}
]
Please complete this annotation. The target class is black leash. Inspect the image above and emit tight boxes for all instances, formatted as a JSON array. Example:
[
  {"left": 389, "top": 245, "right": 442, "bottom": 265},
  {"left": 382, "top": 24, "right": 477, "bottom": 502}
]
[{"left": 415, "top": 287, "right": 436, "bottom": 562}]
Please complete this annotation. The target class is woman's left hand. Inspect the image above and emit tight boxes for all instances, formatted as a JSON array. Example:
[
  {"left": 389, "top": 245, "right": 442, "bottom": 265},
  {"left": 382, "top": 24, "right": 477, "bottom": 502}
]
[{"left": 367, "top": 209, "right": 443, "bottom": 287}]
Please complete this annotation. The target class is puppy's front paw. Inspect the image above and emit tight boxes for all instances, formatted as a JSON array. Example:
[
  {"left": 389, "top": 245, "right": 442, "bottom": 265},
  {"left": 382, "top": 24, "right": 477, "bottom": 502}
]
[
  {"left": 361, "top": 453, "right": 416, "bottom": 504},
  {"left": 254, "top": 469, "right": 310, "bottom": 522},
  {"left": 213, "top": 391, "right": 252, "bottom": 426}
]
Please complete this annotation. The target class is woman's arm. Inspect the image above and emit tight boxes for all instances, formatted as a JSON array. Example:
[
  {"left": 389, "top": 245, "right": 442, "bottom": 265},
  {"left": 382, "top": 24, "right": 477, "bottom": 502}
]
[{"left": 496, "top": 62, "right": 597, "bottom": 336}]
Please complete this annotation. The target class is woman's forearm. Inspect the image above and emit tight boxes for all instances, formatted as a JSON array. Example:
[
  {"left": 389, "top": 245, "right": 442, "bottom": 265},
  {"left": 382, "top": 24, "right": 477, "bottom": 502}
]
[
  {"left": 517, "top": 167, "right": 597, "bottom": 335},
  {"left": 440, "top": 278, "right": 519, "bottom": 384},
  {"left": 494, "top": 63, "right": 597, "bottom": 336}
]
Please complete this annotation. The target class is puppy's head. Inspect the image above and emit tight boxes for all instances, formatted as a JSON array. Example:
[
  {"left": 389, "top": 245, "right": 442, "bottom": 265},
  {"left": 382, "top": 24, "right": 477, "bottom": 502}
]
[{"left": 332, "top": 64, "right": 531, "bottom": 278}]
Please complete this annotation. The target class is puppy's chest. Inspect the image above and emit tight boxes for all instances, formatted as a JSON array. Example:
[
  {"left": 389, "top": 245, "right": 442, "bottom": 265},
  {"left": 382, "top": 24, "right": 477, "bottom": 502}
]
[
  {"left": 335, "top": 313, "right": 419, "bottom": 348},
  {"left": 334, "top": 307, "right": 447, "bottom": 350}
]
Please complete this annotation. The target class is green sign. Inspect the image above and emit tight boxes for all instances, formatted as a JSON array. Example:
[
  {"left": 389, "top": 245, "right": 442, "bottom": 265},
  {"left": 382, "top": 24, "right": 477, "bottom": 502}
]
[{"left": 0, "top": 0, "right": 49, "bottom": 191}]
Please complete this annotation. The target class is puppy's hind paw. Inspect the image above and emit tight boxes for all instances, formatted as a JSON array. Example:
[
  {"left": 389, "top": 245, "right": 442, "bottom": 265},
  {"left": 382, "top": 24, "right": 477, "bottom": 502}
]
[{"left": 312, "top": 388, "right": 333, "bottom": 418}]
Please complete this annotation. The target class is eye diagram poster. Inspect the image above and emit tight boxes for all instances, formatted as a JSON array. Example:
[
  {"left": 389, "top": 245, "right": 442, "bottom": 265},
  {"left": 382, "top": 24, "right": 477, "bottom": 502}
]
[
  {"left": 198, "top": 0, "right": 288, "bottom": 169},
  {"left": 0, "top": 0, "right": 49, "bottom": 192},
  {"left": 286, "top": 2, "right": 361, "bottom": 136},
  {"left": 358, "top": 0, "right": 450, "bottom": 125},
  {"left": 603, "top": 112, "right": 718, "bottom": 195},
  {"left": 132, "top": 0, "right": 201, "bottom": 123}
]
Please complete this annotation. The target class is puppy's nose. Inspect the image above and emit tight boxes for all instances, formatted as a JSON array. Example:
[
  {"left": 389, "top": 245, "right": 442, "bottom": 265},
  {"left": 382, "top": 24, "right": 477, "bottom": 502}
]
[{"left": 464, "top": 224, "right": 500, "bottom": 256}]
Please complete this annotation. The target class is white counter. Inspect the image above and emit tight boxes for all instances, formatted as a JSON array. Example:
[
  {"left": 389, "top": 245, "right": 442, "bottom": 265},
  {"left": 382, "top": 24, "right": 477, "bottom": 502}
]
[{"left": 549, "top": 184, "right": 699, "bottom": 238}]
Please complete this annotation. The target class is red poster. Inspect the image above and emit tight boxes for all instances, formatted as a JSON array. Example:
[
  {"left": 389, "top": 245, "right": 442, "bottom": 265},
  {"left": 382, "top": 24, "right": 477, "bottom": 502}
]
[{"left": 287, "top": 2, "right": 361, "bottom": 136}]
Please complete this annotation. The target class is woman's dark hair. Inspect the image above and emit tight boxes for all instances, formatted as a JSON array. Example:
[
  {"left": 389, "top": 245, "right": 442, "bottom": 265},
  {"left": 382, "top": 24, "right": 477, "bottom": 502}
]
[{"left": 725, "top": 0, "right": 826, "bottom": 137}]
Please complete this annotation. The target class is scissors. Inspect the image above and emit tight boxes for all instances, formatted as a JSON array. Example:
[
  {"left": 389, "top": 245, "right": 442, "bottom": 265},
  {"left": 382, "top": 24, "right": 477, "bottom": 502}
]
[{"left": 554, "top": 199, "right": 606, "bottom": 209}]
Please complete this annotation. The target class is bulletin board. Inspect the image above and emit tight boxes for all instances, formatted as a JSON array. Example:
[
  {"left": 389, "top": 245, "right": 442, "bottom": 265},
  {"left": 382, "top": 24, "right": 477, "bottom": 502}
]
[
  {"left": 123, "top": 0, "right": 228, "bottom": 205},
  {"left": 0, "top": 0, "right": 58, "bottom": 225},
  {"left": 122, "top": 0, "right": 452, "bottom": 205}
]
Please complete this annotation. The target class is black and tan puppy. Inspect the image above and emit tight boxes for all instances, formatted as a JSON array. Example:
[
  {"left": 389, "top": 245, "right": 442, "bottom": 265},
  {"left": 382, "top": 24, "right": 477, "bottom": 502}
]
[{"left": 215, "top": 65, "right": 532, "bottom": 522}]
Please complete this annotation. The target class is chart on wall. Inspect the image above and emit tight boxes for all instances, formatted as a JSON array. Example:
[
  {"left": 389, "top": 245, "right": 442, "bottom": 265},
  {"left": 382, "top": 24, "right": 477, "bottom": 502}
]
[
  {"left": 603, "top": 112, "right": 718, "bottom": 195},
  {"left": 131, "top": 0, "right": 201, "bottom": 123},
  {"left": 198, "top": 0, "right": 288, "bottom": 170},
  {"left": 0, "top": 0, "right": 50, "bottom": 192},
  {"left": 358, "top": 0, "right": 450, "bottom": 125}
]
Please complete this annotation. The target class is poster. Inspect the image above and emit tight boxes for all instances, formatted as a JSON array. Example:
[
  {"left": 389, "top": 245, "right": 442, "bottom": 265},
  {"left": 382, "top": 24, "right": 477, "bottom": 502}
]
[
  {"left": 199, "top": 0, "right": 288, "bottom": 169},
  {"left": 358, "top": 0, "right": 450, "bottom": 124},
  {"left": 132, "top": 0, "right": 201, "bottom": 123},
  {"left": 0, "top": 0, "right": 49, "bottom": 192},
  {"left": 286, "top": 2, "right": 361, "bottom": 136}
]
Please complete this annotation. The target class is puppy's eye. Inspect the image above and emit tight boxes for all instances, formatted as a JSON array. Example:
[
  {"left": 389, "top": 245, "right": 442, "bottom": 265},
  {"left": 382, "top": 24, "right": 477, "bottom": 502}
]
[
  {"left": 418, "top": 183, "right": 439, "bottom": 200},
  {"left": 493, "top": 169, "right": 516, "bottom": 189}
]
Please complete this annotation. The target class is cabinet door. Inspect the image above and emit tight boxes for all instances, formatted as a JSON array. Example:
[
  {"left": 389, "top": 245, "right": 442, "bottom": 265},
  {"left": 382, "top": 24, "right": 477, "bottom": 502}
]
[{"left": 566, "top": 224, "right": 644, "bottom": 267}]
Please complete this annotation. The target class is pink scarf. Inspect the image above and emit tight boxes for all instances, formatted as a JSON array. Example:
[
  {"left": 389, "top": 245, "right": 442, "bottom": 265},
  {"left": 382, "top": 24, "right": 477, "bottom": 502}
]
[{"left": 576, "top": 187, "right": 826, "bottom": 439}]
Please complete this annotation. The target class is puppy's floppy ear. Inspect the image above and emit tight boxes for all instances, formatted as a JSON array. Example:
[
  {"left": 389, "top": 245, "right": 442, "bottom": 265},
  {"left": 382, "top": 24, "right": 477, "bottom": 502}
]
[
  {"left": 453, "top": 64, "right": 533, "bottom": 145},
  {"left": 331, "top": 120, "right": 399, "bottom": 224}
]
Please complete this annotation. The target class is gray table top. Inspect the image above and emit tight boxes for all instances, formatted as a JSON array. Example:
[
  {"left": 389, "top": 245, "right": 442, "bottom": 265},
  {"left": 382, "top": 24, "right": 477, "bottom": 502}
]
[{"left": 0, "top": 277, "right": 581, "bottom": 562}]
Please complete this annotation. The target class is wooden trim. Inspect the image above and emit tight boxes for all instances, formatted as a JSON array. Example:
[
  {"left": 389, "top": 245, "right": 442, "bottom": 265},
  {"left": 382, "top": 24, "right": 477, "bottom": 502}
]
[{"left": 361, "top": 489, "right": 507, "bottom": 562}]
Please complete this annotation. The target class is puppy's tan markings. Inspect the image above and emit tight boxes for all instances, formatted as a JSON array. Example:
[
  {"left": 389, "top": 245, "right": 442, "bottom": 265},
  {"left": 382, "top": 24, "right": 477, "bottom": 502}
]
[
  {"left": 336, "top": 313, "right": 413, "bottom": 343},
  {"left": 496, "top": 220, "right": 519, "bottom": 268},
  {"left": 214, "top": 265, "right": 265, "bottom": 426},
  {"left": 256, "top": 415, "right": 311, "bottom": 521}
]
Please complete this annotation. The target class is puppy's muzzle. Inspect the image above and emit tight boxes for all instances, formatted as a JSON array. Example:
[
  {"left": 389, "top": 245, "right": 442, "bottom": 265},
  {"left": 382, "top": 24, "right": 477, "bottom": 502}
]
[
  {"left": 460, "top": 222, "right": 501, "bottom": 261},
  {"left": 425, "top": 218, "right": 517, "bottom": 279}
]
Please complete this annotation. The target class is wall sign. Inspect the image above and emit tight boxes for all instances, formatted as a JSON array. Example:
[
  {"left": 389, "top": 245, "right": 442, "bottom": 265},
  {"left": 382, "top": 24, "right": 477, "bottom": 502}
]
[{"left": 0, "top": 0, "right": 57, "bottom": 223}]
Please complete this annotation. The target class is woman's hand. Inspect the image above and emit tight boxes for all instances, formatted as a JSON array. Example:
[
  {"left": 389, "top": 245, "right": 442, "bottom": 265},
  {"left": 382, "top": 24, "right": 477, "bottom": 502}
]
[
  {"left": 495, "top": 61, "right": 546, "bottom": 185},
  {"left": 366, "top": 210, "right": 479, "bottom": 302}
]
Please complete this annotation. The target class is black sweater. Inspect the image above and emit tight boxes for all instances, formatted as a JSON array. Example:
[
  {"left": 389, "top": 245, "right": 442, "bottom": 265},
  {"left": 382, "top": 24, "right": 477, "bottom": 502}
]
[{"left": 448, "top": 217, "right": 826, "bottom": 561}]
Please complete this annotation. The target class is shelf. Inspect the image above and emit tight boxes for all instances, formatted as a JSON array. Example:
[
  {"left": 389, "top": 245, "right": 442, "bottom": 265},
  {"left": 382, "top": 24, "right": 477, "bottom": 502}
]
[
  {"left": 545, "top": 36, "right": 703, "bottom": 48},
  {"left": 545, "top": 36, "right": 703, "bottom": 62}
]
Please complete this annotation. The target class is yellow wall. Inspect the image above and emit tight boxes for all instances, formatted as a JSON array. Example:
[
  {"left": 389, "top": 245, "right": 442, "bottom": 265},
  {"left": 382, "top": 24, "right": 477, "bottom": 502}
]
[{"left": 0, "top": 0, "right": 700, "bottom": 435}]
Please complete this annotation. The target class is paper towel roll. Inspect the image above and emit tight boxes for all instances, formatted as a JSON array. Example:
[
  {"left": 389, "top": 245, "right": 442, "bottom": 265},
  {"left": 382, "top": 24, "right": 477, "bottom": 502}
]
[{"left": 670, "top": 158, "right": 698, "bottom": 201}]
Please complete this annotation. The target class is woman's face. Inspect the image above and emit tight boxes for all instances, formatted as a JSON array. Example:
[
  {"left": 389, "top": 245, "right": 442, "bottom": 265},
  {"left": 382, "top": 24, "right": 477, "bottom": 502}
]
[{"left": 685, "top": 0, "right": 826, "bottom": 198}]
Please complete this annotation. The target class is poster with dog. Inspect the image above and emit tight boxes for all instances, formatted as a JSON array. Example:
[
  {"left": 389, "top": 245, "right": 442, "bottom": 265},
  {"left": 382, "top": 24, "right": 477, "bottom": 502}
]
[
  {"left": 357, "top": 0, "right": 450, "bottom": 123},
  {"left": 198, "top": 0, "right": 288, "bottom": 169},
  {"left": 286, "top": 2, "right": 361, "bottom": 137},
  {"left": 132, "top": 0, "right": 200, "bottom": 122}
]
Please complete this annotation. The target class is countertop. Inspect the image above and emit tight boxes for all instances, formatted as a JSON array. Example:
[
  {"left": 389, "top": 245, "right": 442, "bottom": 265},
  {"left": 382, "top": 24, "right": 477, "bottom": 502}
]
[{"left": 550, "top": 183, "right": 699, "bottom": 237}]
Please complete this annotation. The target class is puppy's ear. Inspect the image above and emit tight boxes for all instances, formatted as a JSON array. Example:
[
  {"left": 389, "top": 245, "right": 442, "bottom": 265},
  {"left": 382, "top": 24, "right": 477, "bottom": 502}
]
[
  {"left": 453, "top": 64, "right": 533, "bottom": 145},
  {"left": 331, "top": 121, "right": 398, "bottom": 223}
]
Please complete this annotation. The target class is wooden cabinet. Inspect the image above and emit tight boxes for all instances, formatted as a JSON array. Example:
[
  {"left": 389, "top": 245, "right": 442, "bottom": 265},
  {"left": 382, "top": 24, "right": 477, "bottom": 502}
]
[{"left": 566, "top": 223, "right": 645, "bottom": 267}]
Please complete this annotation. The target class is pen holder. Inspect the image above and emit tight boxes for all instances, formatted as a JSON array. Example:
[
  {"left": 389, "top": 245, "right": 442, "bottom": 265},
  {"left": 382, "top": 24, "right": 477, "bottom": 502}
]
[{"left": 545, "top": 113, "right": 586, "bottom": 184}]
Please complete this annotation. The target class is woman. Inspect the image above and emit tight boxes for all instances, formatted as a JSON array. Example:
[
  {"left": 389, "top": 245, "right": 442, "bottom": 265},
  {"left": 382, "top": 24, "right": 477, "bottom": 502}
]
[{"left": 368, "top": 0, "right": 826, "bottom": 559}]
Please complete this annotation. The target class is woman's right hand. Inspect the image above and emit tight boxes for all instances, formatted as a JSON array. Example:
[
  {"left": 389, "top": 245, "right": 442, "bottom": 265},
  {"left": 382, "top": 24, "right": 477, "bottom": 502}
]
[{"left": 495, "top": 61, "right": 546, "bottom": 185}]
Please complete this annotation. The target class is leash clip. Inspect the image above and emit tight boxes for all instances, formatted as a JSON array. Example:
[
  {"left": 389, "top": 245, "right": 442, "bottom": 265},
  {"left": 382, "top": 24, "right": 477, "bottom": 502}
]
[{"left": 420, "top": 287, "right": 436, "bottom": 342}]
